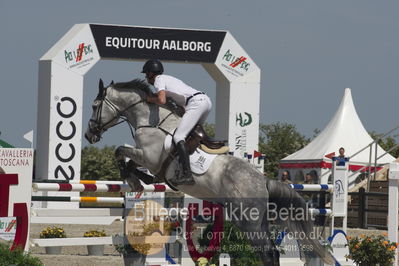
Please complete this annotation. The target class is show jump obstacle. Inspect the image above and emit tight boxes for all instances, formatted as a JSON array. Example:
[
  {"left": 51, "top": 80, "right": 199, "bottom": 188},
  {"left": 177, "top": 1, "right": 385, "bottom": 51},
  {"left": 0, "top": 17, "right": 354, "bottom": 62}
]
[
  {"left": 35, "top": 23, "right": 261, "bottom": 209},
  {"left": 5, "top": 148, "right": 396, "bottom": 265}
]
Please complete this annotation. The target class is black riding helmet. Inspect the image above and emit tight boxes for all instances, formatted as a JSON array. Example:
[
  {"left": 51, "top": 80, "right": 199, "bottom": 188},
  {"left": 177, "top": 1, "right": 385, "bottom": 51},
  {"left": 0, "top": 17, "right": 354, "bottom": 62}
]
[{"left": 141, "top": 59, "right": 164, "bottom": 74}]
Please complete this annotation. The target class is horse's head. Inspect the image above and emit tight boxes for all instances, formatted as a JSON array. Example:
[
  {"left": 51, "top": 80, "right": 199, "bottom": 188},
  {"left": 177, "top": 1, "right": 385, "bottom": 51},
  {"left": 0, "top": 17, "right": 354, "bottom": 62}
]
[
  {"left": 85, "top": 79, "right": 118, "bottom": 143},
  {"left": 85, "top": 79, "right": 150, "bottom": 144}
]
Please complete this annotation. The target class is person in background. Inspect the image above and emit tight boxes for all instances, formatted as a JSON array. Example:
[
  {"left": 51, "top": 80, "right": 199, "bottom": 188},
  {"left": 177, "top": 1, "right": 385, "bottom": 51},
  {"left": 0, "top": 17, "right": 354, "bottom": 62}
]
[
  {"left": 304, "top": 172, "right": 314, "bottom": 184},
  {"left": 338, "top": 147, "right": 345, "bottom": 158},
  {"left": 337, "top": 147, "right": 347, "bottom": 166},
  {"left": 280, "top": 170, "right": 292, "bottom": 184},
  {"left": 302, "top": 172, "right": 317, "bottom": 207}
]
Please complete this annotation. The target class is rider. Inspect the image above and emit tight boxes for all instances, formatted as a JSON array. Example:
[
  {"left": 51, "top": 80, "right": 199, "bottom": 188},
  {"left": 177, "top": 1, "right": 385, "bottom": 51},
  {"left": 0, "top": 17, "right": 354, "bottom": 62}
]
[{"left": 142, "top": 59, "right": 212, "bottom": 185}]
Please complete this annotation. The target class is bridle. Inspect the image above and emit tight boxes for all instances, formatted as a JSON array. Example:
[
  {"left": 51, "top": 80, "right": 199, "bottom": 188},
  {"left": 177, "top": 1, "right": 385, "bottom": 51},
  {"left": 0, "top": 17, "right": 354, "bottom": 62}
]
[
  {"left": 89, "top": 89, "right": 145, "bottom": 138},
  {"left": 89, "top": 86, "right": 175, "bottom": 141}
]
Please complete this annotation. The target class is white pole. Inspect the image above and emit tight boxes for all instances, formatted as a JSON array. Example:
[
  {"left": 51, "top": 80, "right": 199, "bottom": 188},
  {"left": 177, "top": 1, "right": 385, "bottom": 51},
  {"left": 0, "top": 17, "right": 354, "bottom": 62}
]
[
  {"left": 388, "top": 162, "right": 399, "bottom": 266},
  {"left": 289, "top": 184, "right": 334, "bottom": 192},
  {"left": 32, "top": 183, "right": 173, "bottom": 192},
  {"left": 331, "top": 156, "right": 349, "bottom": 235}
]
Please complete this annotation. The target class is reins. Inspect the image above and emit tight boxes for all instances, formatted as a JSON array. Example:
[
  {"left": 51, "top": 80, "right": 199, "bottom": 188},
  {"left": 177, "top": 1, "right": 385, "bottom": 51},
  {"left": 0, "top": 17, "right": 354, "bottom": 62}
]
[
  {"left": 136, "top": 111, "right": 175, "bottom": 136},
  {"left": 91, "top": 90, "right": 176, "bottom": 142}
]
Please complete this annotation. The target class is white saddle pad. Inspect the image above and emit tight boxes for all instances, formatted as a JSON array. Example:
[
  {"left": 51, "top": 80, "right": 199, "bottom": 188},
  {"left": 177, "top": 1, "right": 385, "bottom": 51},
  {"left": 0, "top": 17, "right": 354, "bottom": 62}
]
[{"left": 164, "top": 135, "right": 217, "bottom": 175}]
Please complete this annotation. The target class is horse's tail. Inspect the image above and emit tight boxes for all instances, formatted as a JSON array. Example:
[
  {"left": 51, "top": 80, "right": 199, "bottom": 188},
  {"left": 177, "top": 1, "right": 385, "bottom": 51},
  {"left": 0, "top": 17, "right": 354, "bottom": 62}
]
[{"left": 266, "top": 179, "right": 335, "bottom": 265}]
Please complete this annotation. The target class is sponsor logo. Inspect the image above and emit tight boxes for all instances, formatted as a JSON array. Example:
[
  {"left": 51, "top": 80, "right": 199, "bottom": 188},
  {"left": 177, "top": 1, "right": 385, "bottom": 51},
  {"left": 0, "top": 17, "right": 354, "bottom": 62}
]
[
  {"left": 63, "top": 42, "right": 95, "bottom": 69},
  {"left": 236, "top": 112, "right": 252, "bottom": 127},
  {"left": 221, "top": 49, "right": 251, "bottom": 77},
  {"left": 334, "top": 180, "right": 344, "bottom": 198},
  {"left": 194, "top": 155, "right": 206, "bottom": 169},
  {"left": 5, "top": 219, "right": 16, "bottom": 232},
  {"left": 230, "top": 56, "right": 247, "bottom": 68},
  {"left": 54, "top": 96, "right": 77, "bottom": 180},
  {"left": 235, "top": 129, "right": 247, "bottom": 151}
]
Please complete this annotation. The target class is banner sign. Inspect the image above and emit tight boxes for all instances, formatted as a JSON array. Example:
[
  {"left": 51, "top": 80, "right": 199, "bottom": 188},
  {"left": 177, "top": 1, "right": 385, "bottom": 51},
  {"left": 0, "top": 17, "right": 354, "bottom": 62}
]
[
  {"left": 50, "top": 24, "right": 100, "bottom": 75},
  {"left": 90, "top": 24, "right": 226, "bottom": 62},
  {"left": 0, "top": 148, "right": 33, "bottom": 251}
]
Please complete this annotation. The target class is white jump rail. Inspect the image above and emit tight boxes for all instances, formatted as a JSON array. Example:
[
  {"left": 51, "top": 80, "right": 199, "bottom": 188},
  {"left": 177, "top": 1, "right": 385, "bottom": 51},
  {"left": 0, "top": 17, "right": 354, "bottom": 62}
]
[
  {"left": 31, "top": 208, "right": 125, "bottom": 225},
  {"left": 289, "top": 184, "right": 333, "bottom": 192},
  {"left": 31, "top": 235, "right": 177, "bottom": 247},
  {"left": 32, "top": 196, "right": 125, "bottom": 204},
  {"left": 32, "top": 183, "right": 174, "bottom": 193}
]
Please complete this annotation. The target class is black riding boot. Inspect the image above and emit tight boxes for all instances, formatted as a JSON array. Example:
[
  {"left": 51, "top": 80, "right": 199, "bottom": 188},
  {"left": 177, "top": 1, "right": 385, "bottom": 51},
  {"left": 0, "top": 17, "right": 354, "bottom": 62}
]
[{"left": 173, "top": 140, "right": 195, "bottom": 185}]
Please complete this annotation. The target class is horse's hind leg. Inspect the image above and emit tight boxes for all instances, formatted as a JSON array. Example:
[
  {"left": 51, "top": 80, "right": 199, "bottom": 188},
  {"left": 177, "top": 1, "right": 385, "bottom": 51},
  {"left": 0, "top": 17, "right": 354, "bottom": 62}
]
[
  {"left": 228, "top": 200, "right": 280, "bottom": 266},
  {"left": 233, "top": 218, "right": 279, "bottom": 266},
  {"left": 260, "top": 209, "right": 280, "bottom": 266},
  {"left": 246, "top": 209, "right": 280, "bottom": 266}
]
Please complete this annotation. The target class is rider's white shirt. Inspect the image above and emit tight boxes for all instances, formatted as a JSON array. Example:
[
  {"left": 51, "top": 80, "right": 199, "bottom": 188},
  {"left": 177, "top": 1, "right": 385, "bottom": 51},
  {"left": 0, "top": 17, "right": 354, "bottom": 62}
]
[{"left": 154, "top": 75, "right": 199, "bottom": 105}]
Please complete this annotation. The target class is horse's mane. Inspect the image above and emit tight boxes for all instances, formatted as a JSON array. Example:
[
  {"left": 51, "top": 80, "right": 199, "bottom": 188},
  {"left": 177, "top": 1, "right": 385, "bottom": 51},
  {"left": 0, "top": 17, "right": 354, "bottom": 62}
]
[
  {"left": 113, "top": 79, "right": 153, "bottom": 96},
  {"left": 112, "top": 78, "right": 184, "bottom": 115}
]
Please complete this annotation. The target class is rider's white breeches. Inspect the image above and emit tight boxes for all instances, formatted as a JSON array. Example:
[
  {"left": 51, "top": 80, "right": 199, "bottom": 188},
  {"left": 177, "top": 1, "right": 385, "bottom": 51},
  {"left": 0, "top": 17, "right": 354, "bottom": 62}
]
[{"left": 173, "top": 94, "right": 212, "bottom": 144}]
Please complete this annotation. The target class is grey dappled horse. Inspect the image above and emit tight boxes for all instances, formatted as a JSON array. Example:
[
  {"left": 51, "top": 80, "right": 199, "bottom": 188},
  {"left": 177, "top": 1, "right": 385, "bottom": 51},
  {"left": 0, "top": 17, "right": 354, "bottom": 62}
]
[{"left": 85, "top": 79, "right": 335, "bottom": 266}]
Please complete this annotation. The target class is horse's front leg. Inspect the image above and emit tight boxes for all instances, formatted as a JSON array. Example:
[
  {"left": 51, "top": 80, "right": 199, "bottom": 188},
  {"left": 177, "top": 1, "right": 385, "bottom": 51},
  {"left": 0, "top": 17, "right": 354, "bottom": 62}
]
[
  {"left": 115, "top": 146, "right": 146, "bottom": 166},
  {"left": 115, "top": 146, "right": 156, "bottom": 190}
]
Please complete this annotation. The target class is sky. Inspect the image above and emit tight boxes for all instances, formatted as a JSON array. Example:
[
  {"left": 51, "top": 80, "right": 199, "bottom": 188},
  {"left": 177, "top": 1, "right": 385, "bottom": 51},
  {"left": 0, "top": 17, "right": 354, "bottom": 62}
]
[{"left": 1, "top": 0, "right": 399, "bottom": 149}]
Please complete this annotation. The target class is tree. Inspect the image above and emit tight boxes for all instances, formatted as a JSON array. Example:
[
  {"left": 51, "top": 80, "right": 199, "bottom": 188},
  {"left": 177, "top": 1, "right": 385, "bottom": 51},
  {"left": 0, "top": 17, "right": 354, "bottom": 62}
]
[
  {"left": 203, "top": 123, "right": 215, "bottom": 137},
  {"left": 369, "top": 131, "right": 399, "bottom": 158},
  {"left": 259, "top": 122, "right": 310, "bottom": 178},
  {"left": 81, "top": 146, "right": 120, "bottom": 181}
]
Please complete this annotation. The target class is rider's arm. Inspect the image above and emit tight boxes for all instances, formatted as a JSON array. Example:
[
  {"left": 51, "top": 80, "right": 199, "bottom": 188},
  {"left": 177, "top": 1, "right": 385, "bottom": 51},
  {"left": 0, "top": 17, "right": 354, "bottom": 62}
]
[{"left": 147, "top": 90, "right": 166, "bottom": 105}]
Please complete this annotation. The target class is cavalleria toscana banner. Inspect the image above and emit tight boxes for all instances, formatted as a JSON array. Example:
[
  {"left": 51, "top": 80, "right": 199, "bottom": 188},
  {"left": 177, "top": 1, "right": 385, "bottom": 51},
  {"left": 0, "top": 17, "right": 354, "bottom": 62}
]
[{"left": 0, "top": 148, "right": 33, "bottom": 251}]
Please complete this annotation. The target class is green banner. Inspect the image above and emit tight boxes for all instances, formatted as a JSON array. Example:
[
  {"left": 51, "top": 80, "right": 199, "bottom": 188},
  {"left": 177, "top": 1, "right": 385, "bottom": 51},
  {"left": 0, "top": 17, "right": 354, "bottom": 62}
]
[{"left": 0, "top": 139, "right": 14, "bottom": 148}]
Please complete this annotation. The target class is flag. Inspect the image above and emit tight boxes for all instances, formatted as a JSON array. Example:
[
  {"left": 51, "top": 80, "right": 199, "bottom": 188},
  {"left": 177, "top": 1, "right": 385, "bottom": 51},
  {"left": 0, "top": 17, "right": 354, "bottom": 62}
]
[
  {"left": 325, "top": 152, "right": 335, "bottom": 159},
  {"left": 254, "top": 150, "right": 262, "bottom": 158},
  {"left": 23, "top": 130, "right": 33, "bottom": 143}
]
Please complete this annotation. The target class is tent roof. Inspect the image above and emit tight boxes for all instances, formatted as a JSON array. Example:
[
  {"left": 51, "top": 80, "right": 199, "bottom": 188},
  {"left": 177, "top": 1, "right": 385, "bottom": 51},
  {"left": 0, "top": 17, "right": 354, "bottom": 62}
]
[{"left": 281, "top": 88, "right": 395, "bottom": 165}]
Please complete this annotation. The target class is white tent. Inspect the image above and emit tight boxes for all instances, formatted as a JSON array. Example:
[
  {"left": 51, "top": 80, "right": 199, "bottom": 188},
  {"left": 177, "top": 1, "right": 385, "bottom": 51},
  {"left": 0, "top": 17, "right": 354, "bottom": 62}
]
[{"left": 279, "top": 88, "right": 395, "bottom": 186}]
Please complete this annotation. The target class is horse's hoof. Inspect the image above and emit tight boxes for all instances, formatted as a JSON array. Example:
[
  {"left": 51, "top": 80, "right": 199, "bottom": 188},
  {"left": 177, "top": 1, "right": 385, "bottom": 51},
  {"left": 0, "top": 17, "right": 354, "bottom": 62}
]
[
  {"left": 125, "top": 176, "right": 144, "bottom": 192},
  {"left": 170, "top": 178, "right": 195, "bottom": 186},
  {"left": 128, "top": 183, "right": 144, "bottom": 192}
]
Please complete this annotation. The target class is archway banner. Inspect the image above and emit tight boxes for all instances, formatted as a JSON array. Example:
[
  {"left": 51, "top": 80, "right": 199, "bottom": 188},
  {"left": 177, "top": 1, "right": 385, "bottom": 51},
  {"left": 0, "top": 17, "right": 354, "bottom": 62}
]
[
  {"left": 89, "top": 24, "right": 226, "bottom": 62},
  {"left": 36, "top": 24, "right": 261, "bottom": 205}
]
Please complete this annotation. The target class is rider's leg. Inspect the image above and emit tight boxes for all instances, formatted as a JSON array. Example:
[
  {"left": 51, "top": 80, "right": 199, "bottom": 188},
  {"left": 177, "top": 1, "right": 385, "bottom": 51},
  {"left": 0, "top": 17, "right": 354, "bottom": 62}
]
[
  {"left": 172, "top": 95, "right": 211, "bottom": 185},
  {"left": 174, "top": 140, "right": 195, "bottom": 185},
  {"left": 197, "top": 96, "right": 212, "bottom": 125},
  {"left": 174, "top": 95, "right": 212, "bottom": 142}
]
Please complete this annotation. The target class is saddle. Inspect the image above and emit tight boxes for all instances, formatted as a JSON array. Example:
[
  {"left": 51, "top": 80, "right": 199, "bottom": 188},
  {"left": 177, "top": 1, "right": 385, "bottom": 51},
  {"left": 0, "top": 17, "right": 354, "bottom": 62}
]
[
  {"left": 156, "top": 124, "right": 229, "bottom": 190},
  {"left": 185, "top": 125, "right": 229, "bottom": 155}
]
